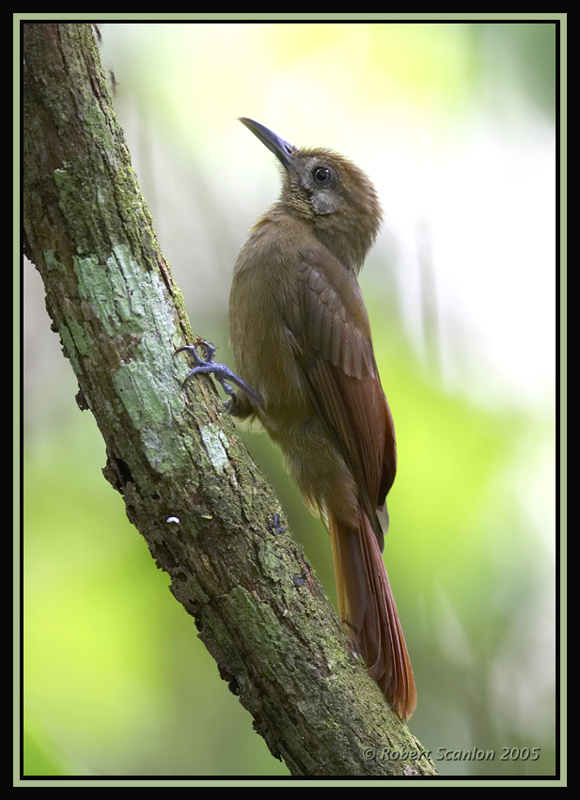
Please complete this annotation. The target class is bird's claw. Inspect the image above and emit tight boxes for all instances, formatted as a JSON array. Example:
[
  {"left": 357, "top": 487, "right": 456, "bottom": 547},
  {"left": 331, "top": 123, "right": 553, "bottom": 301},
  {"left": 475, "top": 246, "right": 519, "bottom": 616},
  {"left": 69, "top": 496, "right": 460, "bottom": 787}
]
[{"left": 176, "top": 340, "right": 260, "bottom": 403}]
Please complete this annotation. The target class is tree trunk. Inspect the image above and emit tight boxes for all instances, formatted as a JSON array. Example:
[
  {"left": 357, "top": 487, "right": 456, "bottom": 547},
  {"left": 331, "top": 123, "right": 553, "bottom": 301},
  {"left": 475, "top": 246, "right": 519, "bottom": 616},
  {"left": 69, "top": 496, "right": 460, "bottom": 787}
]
[{"left": 21, "top": 21, "right": 438, "bottom": 778}]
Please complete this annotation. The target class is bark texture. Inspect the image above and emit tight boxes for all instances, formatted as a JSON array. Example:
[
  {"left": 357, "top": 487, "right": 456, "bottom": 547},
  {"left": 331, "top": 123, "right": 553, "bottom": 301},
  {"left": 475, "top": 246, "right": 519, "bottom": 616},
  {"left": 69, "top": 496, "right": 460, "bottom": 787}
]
[{"left": 22, "top": 22, "right": 437, "bottom": 777}]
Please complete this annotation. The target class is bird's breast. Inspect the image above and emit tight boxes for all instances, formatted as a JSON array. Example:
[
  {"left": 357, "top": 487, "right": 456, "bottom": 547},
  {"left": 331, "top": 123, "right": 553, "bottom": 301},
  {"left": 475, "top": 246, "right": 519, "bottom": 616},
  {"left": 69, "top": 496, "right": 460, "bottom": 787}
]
[{"left": 229, "top": 228, "right": 309, "bottom": 417}]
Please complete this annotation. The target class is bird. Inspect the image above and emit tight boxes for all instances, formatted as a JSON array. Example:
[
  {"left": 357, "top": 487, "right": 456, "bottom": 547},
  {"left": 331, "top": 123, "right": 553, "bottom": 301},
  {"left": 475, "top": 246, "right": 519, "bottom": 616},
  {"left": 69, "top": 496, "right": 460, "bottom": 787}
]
[{"left": 180, "top": 118, "right": 417, "bottom": 720}]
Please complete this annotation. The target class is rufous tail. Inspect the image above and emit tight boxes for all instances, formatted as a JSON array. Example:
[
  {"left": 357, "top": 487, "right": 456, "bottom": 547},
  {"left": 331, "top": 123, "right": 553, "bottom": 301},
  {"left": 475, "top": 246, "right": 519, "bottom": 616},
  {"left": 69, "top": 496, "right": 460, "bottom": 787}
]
[{"left": 329, "top": 510, "right": 417, "bottom": 720}]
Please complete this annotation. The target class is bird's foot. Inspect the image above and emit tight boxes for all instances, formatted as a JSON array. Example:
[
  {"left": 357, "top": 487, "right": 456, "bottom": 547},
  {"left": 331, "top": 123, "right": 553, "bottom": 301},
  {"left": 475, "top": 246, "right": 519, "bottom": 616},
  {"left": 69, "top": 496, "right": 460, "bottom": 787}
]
[{"left": 176, "top": 340, "right": 260, "bottom": 404}]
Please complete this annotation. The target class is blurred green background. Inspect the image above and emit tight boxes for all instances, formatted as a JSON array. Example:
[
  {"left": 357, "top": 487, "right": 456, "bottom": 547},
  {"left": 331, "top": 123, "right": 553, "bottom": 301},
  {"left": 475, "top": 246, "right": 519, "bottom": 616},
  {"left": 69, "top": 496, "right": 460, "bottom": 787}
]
[{"left": 23, "top": 19, "right": 559, "bottom": 778}]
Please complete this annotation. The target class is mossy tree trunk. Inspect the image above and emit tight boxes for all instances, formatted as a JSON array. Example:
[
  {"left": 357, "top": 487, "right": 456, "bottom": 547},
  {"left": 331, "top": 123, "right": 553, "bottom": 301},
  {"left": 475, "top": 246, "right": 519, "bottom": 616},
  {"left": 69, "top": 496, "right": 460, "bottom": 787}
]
[{"left": 22, "top": 21, "right": 437, "bottom": 778}]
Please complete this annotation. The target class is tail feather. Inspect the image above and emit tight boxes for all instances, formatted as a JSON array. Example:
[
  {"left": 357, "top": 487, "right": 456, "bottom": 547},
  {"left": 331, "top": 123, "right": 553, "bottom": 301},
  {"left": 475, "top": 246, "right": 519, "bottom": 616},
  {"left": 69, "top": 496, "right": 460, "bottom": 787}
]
[{"left": 329, "top": 510, "right": 417, "bottom": 720}]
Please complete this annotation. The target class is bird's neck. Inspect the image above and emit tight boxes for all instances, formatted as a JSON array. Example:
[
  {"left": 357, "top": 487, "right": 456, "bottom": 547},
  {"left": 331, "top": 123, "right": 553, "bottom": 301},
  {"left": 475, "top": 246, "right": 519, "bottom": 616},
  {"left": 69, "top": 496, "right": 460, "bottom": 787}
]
[{"left": 269, "top": 201, "right": 377, "bottom": 273}]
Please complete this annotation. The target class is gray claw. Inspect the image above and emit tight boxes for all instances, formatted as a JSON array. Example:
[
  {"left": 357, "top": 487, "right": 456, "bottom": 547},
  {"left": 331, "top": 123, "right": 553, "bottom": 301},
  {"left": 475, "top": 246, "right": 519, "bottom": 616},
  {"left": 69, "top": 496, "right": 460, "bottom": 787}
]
[{"left": 176, "top": 340, "right": 260, "bottom": 403}]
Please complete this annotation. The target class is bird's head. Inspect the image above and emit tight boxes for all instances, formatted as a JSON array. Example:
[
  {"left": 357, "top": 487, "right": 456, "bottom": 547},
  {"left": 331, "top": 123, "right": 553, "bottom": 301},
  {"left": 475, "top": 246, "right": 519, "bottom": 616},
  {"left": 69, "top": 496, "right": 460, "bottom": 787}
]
[{"left": 239, "top": 117, "right": 382, "bottom": 271}]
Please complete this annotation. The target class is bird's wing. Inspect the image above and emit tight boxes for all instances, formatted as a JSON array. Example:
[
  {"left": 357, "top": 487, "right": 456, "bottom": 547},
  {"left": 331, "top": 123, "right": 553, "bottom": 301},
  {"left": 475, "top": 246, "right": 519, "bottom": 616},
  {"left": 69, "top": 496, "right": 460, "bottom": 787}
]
[{"left": 283, "top": 245, "right": 396, "bottom": 541}]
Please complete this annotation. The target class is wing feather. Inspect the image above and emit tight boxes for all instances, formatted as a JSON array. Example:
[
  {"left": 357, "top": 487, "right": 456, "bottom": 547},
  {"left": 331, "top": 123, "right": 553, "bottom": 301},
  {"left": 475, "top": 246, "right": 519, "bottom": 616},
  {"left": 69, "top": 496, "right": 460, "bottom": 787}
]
[{"left": 284, "top": 246, "right": 396, "bottom": 542}]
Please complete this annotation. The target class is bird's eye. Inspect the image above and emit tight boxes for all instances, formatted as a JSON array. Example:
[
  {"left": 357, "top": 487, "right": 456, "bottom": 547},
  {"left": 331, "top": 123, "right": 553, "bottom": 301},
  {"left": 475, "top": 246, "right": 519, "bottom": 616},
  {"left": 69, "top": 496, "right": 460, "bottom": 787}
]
[{"left": 312, "top": 166, "right": 332, "bottom": 184}]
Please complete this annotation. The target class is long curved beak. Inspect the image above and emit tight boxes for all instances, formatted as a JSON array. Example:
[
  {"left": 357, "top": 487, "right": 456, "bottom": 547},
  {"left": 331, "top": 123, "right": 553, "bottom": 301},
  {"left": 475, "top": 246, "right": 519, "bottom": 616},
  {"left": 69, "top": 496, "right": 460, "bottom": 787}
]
[{"left": 238, "top": 117, "right": 296, "bottom": 169}]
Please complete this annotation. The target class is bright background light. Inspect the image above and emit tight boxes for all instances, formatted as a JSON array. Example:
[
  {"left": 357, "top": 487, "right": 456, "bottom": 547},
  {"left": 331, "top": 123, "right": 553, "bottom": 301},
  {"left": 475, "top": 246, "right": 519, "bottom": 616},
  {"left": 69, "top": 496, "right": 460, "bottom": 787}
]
[{"left": 24, "top": 20, "right": 559, "bottom": 778}]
